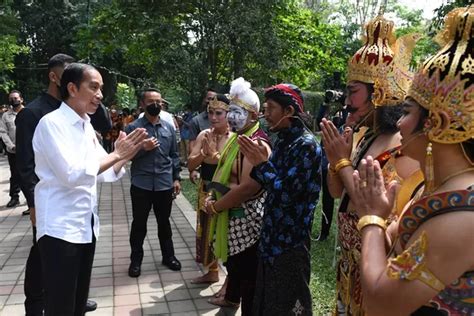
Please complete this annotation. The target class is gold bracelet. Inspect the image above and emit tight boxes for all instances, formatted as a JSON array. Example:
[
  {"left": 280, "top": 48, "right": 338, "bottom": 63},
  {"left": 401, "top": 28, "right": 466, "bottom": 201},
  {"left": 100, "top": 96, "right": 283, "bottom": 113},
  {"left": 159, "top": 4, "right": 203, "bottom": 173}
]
[
  {"left": 211, "top": 151, "right": 221, "bottom": 160},
  {"left": 334, "top": 158, "right": 352, "bottom": 174},
  {"left": 357, "top": 215, "right": 387, "bottom": 232},
  {"left": 200, "top": 149, "right": 207, "bottom": 157}
]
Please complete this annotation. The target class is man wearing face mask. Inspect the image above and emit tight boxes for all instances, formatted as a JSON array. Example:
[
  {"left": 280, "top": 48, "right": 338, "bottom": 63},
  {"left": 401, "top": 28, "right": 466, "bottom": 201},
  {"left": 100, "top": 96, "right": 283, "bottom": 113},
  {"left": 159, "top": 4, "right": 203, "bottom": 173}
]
[
  {"left": 0, "top": 90, "right": 27, "bottom": 208},
  {"left": 126, "top": 88, "right": 182, "bottom": 277},
  {"left": 204, "top": 77, "right": 271, "bottom": 314}
]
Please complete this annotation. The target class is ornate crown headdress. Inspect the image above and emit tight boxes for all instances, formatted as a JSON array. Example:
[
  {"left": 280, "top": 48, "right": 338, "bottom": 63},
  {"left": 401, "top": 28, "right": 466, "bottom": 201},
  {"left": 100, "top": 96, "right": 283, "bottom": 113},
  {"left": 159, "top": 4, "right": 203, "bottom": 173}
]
[
  {"left": 407, "top": 5, "right": 474, "bottom": 144},
  {"left": 207, "top": 95, "right": 229, "bottom": 111},
  {"left": 348, "top": 9, "right": 420, "bottom": 107}
]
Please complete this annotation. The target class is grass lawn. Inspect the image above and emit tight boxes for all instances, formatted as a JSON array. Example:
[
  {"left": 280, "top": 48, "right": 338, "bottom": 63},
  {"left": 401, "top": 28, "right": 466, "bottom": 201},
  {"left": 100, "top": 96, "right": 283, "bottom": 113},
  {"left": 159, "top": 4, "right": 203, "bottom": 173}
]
[{"left": 181, "top": 178, "right": 338, "bottom": 315}]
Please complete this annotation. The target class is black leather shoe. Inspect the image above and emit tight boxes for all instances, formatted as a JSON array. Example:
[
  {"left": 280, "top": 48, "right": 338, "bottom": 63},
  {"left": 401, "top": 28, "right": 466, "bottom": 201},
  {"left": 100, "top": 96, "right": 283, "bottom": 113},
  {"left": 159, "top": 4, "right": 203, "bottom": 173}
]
[
  {"left": 162, "top": 256, "right": 181, "bottom": 271},
  {"left": 22, "top": 209, "right": 30, "bottom": 216},
  {"left": 6, "top": 198, "right": 19, "bottom": 208},
  {"left": 128, "top": 262, "right": 141, "bottom": 277},
  {"left": 85, "top": 299, "right": 97, "bottom": 312}
]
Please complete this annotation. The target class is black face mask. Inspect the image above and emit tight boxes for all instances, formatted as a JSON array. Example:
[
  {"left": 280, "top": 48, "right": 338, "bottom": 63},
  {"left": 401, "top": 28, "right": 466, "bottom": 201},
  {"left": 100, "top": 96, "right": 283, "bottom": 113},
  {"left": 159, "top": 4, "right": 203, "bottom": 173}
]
[
  {"left": 9, "top": 100, "right": 21, "bottom": 108},
  {"left": 145, "top": 103, "right": 161, "bottom": 116}
]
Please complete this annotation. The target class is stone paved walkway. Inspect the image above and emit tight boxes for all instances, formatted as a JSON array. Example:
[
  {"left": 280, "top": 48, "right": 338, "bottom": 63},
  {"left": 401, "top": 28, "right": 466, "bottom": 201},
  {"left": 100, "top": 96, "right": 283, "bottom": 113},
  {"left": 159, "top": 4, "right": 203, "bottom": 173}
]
[{"left": 0, "top": 155, "right": 240, "bottom": 316}]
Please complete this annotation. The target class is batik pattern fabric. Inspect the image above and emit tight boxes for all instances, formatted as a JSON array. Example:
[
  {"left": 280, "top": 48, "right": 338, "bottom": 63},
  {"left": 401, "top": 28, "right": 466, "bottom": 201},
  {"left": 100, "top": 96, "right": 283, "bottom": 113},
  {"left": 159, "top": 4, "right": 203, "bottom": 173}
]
[
  {"left": 195, "top": 176, "right": 216, "bottom": 266},
  {"left": 250, "top": 121, "right": 322, "bottom": 265},
  {"left": 397, "top": 188, "right": 474, "bottom": 316},
  {"left": 336, "top": 143, "right": 402, "bottom": 316},
  {"left": 228, "top": 129, "right": 269, "bottom": 256}
]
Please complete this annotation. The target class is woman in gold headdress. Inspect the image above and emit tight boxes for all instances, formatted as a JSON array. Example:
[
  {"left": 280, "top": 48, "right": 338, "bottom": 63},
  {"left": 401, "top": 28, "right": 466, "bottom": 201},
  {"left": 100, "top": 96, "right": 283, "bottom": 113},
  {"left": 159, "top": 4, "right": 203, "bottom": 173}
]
[
  {"left": 188, "top": 94, "right": 233, "bottom": 287},
  {"left": 352, "top": 6, "right": 474, "bottom": 315},
  {"left": 320, "top": 10, "right": 421, "bottom": 315}
]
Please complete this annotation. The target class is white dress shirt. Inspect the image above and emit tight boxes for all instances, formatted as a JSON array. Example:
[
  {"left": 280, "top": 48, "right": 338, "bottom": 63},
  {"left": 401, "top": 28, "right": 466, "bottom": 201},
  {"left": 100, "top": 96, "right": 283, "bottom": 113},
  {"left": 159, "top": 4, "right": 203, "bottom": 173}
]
[{"left": 33, "top": 103, "right": 125, "bottom": 244}]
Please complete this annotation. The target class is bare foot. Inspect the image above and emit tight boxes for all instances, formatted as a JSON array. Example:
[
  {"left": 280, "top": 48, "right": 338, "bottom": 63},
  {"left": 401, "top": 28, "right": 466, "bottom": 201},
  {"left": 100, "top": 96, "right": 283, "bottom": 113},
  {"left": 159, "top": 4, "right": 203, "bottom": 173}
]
[
  {"left": 191, "top": 271, "right": 219, "bottom": 284},
  {"left": 214, "top": 275, "right": 228, "bottom": 298},
  {"left": 208, "top": 296, "right": 239, "bottom": 308}
]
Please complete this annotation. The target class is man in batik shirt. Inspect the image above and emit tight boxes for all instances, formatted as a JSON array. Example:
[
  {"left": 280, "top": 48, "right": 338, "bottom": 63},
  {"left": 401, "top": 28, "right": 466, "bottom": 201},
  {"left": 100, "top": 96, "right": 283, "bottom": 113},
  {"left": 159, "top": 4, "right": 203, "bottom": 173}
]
[{"left": 239, "top": 83, "right": 321, "bottom": 316}]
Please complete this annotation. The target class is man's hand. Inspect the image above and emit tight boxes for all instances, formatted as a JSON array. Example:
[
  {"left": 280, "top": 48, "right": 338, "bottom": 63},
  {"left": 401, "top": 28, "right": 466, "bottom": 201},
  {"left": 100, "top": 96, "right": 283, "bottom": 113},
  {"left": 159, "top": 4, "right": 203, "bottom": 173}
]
[
  {"left": 173, "top": 180, "right": 181, "bottom": 195},
  {"left": 143, "top": 137, "right": 159, "bottom": 151},
  {"left": 320, "top": 118, "right": 352, "bottom": 165},
  {"left": 29, "top": 207, "right": 36, "bottom": 226},
  {"left": 114, "top": 128, "right": 148, "bottom": 160},
  {"left": 237, "top": 135, "right": 268, "bottom": 166},
  {"left": 189, "top": 170, "right": 199, "bottom": 184}
]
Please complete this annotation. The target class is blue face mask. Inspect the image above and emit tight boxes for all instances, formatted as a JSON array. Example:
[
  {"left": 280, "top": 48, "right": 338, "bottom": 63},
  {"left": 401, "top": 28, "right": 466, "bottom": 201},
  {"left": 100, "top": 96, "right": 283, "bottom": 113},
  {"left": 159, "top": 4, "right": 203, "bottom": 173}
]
[{"left": 227, "top": 104, "right": 249, "bottom": 132}]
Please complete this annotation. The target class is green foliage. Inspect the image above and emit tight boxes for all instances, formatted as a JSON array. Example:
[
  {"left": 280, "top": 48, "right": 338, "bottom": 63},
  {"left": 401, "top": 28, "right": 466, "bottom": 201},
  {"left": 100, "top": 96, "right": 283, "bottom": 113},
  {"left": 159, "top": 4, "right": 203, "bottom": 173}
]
[
  {"left": 0, "top": 4, "right": 29, "bottom": 93},
  {"left": 115, "top": 83, "right": 135, "bottom": 109},
  {"left": 430, "top": 0, "right": 472, "bottom": 32}
]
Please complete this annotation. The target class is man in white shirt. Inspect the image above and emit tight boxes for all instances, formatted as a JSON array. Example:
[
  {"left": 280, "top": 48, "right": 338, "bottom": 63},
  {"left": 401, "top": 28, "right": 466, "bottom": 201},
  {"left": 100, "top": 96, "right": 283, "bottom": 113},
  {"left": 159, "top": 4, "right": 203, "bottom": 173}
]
[{"left": 32, "top": 63, "right": 147, "bottom": 316}]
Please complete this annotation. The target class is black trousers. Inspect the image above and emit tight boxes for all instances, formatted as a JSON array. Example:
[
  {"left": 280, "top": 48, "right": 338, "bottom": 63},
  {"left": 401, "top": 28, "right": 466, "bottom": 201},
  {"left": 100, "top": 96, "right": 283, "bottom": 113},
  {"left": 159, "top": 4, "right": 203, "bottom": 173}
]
[
  {"left": 225, "top": 243, "right": 258, "bottom": 315},
  {"left": 319, "top": 166, "right": 335, "bottom": 237},
  {"left": 24, "top": 227, "right": 44, "bottom": 316},
  {"left": 7, "top": 152, "right": 22, "bottom": 199},
  {"left": 38, "top": 235, "right": 96, "bottom": 316},
  {"left": 129, "top": 185, "right": 175, "bottom": 264}
]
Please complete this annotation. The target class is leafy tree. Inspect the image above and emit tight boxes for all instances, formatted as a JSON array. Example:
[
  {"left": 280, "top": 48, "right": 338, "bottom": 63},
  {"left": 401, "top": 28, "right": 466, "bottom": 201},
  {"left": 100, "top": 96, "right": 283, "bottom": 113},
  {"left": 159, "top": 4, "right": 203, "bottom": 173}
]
[{"left": 0, "top": 3, "right": 29, "bottom": 93}]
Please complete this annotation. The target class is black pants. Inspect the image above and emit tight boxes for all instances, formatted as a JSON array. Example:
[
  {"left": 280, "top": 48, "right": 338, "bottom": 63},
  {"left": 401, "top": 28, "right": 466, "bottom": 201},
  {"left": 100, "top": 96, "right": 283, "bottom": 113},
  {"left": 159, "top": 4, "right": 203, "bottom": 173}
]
[
  {"left": 319, "top": 166, "right": 335, "bottom": 237},
  {"left": 7, "top": 152, "right": 22, "bottom": 199},
  {"left": 129, "top": 185, "right": 175, "bottom": 264},
  {"left": 24, "top": 227, "right": 44, "bottom": 316},
  {"left": 225, "top": 243, "right": 258, "bottom": 315},
  {"left": 38, "top": 235, "right": 96, "bottom": 316}
]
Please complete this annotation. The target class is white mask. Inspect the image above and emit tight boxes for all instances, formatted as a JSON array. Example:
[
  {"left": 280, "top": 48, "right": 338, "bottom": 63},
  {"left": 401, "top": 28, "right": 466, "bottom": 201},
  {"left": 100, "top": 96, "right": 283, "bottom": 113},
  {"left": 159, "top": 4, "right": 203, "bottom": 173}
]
[{"left": 227, "top": 104, "right": 249, "bottom": 131}]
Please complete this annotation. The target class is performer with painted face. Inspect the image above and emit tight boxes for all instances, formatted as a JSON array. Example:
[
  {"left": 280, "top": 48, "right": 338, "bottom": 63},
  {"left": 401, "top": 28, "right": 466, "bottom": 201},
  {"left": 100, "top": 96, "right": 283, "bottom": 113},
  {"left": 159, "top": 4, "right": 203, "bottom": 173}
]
[
  {"left": 204, "top": 77, "right": 271, "bottom": 314},
  {"left": 351, "top": 5, "right": 474, "bottom": 315},
  {"left": 320, "top": 9, "right": 421, "bottom": 315},
  {"left": 187, "top": 94, "right": 232, "bottom": 288}
]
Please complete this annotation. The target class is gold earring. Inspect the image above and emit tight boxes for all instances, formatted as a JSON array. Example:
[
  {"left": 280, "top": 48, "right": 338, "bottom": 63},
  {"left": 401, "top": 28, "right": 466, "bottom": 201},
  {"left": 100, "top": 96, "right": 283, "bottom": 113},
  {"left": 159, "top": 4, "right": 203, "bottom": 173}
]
[{"left": 424, "top": 142, "right": 434, "bottom": 194}]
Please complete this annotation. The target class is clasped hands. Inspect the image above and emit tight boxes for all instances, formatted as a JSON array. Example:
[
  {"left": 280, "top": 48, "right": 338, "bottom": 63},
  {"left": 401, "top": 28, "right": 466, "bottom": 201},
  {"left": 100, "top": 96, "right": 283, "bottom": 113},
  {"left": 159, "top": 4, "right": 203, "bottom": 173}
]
[
  {"left": 201, "top": 129, "right": 220, "bottom": 160},
  {"left": 351, "top": 156, "right": 400, "bottom": 220},
  {"left": 319, "top": 118, "right": 353, "bottom": 167},
  {"left": 237, "top": 135, "right": 268, "bottom": 166}
]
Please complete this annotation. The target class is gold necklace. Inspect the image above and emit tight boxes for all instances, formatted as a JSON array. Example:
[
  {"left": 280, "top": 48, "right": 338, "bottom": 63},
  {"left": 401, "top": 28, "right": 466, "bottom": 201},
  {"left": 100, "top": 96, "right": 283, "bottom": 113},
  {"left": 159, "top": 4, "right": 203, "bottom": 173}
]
[{"left": 424, "top": 167, "right": 474, "bottom": 196}]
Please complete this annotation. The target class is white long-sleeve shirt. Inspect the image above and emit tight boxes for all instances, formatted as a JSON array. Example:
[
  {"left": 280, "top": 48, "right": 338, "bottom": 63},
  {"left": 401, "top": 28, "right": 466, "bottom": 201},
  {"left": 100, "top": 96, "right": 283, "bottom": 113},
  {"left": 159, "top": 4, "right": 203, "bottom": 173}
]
[{"left": 33, "top": 102, "right": 125, "bottom": 244}]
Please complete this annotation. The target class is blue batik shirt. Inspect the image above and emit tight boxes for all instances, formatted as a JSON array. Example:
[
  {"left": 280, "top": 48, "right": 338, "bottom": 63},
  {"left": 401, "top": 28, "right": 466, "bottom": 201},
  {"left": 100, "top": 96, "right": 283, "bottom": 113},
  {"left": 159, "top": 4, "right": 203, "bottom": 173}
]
[{"left": 250, "top": 120, "right": 322, "bottom": 264}]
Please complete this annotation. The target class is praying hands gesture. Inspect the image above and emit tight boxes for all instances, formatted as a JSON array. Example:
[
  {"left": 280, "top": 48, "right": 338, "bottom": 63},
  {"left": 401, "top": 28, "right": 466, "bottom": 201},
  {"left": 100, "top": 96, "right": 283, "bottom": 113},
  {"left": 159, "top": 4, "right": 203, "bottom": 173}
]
[
  {"left": 319, "top": 118, "right": 353, "bottom": 165},
  {"left": 237, "top": 135, "right": 268, "bottom": 166},
  {"left": 352, "top": 156, "right": 400, "bottom": 219},
  {"left": 202, "top": 129, "right": 218, "bottom": 157}
]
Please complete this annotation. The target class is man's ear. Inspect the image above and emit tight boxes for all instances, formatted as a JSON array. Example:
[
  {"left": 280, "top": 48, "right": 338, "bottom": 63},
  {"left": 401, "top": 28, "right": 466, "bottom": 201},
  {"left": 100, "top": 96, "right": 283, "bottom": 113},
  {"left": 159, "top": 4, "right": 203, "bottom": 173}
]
[
  {"left": 285, "top": 105, "right": 295, "bottom": 116},
  {"left": 67, "top": 82, "right": 78, "bottom": 98},
  {"left": 49, "top": 71, "right": 58, "bottom": 85}
]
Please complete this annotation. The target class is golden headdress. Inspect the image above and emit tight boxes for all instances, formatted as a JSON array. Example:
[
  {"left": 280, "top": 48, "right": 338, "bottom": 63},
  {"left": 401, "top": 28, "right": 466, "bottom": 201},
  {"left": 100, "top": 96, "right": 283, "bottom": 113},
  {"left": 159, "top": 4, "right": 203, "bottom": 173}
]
[
  {"left": 407, "top": 5, "right": 474, "bottom": 144},
  {"left": 348, "top": 10, "right": 420, "bottom": 107},
  {"left": 207, "top": 95, "right": 230, "bottom": 111}
]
